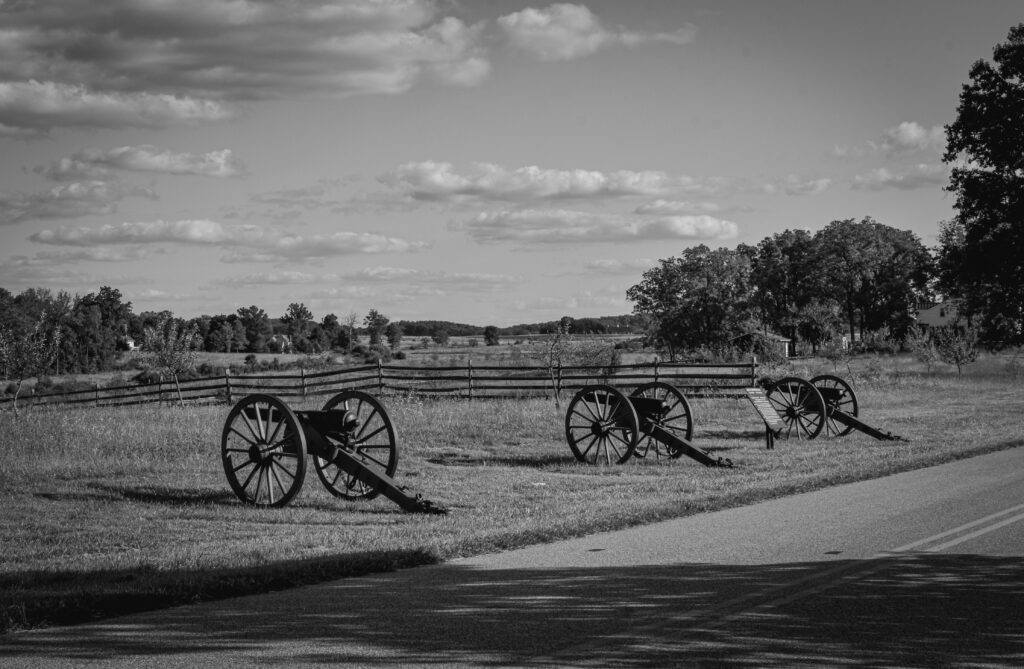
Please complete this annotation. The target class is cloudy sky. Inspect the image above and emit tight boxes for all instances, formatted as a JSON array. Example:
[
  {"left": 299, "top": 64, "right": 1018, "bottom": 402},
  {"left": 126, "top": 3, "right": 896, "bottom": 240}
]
[{"left": 0, "top": 1, "right": 1020, "bottom": 326}]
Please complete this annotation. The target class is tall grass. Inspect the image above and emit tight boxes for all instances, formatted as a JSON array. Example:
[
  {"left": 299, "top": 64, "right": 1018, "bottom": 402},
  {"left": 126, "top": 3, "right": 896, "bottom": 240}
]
[{"left": 1, "top": 355, "right": 1021, "bottom": 632}]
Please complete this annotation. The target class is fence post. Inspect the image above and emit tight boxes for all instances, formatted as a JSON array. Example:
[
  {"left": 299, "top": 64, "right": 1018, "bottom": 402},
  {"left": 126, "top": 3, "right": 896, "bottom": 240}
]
[
  {"left": 467, "top": 359, "right": 474, "bottom": 401},
  {"left": 158, "top": 374, "right": 164, "bottom": 407},
  {"left": 377, "top": 359, "right": 383, "bottom": 394},
  {"left": 556, "top": 361, "right": 562, "bottom": 396},
  {"left": 300, "top": 368, "right": 307, "bottom": 399},
  {"left": 653, "top": 360, "right": 660, "bottom": 384},
  {"left": 224, "top": 369, "right": 233, "bottom": 404},
  {"left": 94, "top": 382, "right": 100, "bottom": 407}
]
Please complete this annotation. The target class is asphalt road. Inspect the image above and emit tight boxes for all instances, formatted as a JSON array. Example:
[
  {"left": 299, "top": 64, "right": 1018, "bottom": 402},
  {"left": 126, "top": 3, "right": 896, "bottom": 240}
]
[{"left": 3, "top": 446, "right": 1023, "bottom": 668}]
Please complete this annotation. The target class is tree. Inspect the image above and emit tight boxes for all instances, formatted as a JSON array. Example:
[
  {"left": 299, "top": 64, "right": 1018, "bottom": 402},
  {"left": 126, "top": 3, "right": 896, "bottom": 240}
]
[
  {"left": 384, "top": 322, "right": 403, "bottom": 351},
  {"left": 432, "top": 329, "right": 450, "bottom": 346},
  {"left": 281, "top": 303, "right": 313, "bottom": 338},
  {"left": 364, "top": 309, "right": 389, "bottom": 347},
  {"left": 813, "top": 218, "right": 932, "bottom": 343},
  {"left": 942, "top": 24, "right": 1024, "bottom": 345},
  {"left": 66, "top": 286, "right": 133, "bottom": 372},
  {"left": 0, "top": 314, "right": 62, "bottom": 416},
  {"left": 344, "top": 312, "right": 359, "bottom": 359},
  {"left": 933, "top": 322, "right": 979, "bottom": 375},
  {"left": 143, "top": 317, "right": 200, "bottom": 407},
  {"left": 483, "top": 325, "right": 500, "bottom": 346},
  {"left": 626, "top": 245, "right": 754, "bottom": 358},
  {"left": 236, "top": 306, "right": 271, "bottom": 352},
  {"left": 750, "top": 229, "right": 819, "bottom": 346}
]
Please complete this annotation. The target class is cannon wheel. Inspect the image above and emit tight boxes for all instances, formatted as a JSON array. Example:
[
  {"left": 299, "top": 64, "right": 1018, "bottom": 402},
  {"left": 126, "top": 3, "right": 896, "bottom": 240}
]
[
  {"left": 313, "top": 390, "right": 398, "bottom": 500},
  {"left": 810, "top": 374, "right": 859, "bottom": 437},
  {"left": 565, "top": 385, "right": 639, "bottom": 465},
  {"left": 221, "top": 394, "right": 307, "bottom": 507},
  {"left": 630, "top": 382, "right": 694, "bottom": 459},
  {"left": 766, "top": 377, "right": 826, "bottom": 440}
]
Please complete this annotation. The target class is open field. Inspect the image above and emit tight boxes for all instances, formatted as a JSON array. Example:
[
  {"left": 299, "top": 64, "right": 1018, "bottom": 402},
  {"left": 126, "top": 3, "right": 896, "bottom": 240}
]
[{"left": 1, "top": 354, "right": 1022, "bottom": 633}]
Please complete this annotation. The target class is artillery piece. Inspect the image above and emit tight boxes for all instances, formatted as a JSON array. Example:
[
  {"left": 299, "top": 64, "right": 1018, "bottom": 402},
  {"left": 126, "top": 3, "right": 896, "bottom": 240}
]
[
  {"left": 220, "top": 390, "right": 446, "bottom": 513},
  {"left": 752, "top": 374, "right": 907, "bottom": 447},
  {"left": 564, "top": 382, "right": 733, "bottom": 467}
]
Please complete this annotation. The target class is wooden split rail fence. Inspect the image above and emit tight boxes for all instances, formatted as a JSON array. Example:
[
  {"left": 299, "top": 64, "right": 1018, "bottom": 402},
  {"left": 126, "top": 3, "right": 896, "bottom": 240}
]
[{"left": 0, "top": 360, "right": 757, "bottom": 411}]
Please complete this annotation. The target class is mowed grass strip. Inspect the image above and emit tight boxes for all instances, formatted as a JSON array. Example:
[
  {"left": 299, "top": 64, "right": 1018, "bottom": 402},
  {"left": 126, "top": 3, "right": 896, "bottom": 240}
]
[{"left": 1, "top": 356, "right": 1021, "bottom": 633}]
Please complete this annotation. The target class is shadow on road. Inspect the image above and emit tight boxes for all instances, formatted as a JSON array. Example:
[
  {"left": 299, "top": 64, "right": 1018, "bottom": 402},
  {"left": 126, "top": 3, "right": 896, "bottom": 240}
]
[{"left": 3, "top": 553, "right": 1023, "bottom": 667}]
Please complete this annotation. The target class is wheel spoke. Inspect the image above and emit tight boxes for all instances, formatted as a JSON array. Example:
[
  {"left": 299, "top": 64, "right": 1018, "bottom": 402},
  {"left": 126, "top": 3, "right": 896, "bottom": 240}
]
[{"left": 351, "top": 424, "right": 387, "bottom": 446}]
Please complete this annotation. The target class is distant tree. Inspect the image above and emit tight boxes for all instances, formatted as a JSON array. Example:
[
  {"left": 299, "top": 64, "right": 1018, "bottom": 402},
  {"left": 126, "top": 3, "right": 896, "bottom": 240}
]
[
  {"left": 281, "top": 303, "right": 314, "bottom": 340},
  {"left": 364, "top": 309, "right": 389, "bottom": 347},
  {"left": 432, "top": 329, "right": 450, "bottom": 346},
  {"left": 813, "top": 217, "right": 932, "bottom": 343},
  {"left": 750, "top": 229, "right": 819, "bottom": 345},
  {"left": 933, "top": 322, "right": 980, "bottom": 375},
  {"left": 0, "top": 314, "right": 62, "bottom": 417},
  {"left": 344, "top": 312, "right": 359, "bottom": 359},
  {"left": 904, "top": 327, "right": 940, "bottom": 373},
  {"left": 385, "top": 322, "right": 403, "bottom": 351},
  {"left": 236, "top": 305, "right": 271, "bottom": 352},
  {"left": 942, "top": 24, "right": 1024, "bottom": 345},
  {"left": 796, "top": 299, "right": 843, "bottom": 354},
  {"left": 627, "top": 245, "right": 754, "bottom": 358},
  {"left": 320, "top": 314, "right": 342, "bottom": 350},
  {"left": 143, "top": 317, "right": 200, "bottom": 407},
  {"left": 483, "top": 325, "right": 500, "bottom": 346},
  {"left": 66, "top": 286, "right": 133, "bottom": 372}
]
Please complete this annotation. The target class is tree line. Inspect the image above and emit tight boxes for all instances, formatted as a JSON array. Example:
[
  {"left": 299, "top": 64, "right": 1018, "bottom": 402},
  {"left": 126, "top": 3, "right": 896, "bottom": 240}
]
[{"left": 626, "top": 217, "right": 934, "bottom": 359}]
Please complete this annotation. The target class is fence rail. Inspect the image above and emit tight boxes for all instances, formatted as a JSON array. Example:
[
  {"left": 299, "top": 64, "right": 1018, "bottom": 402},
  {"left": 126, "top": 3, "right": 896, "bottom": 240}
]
[{"left": 0, "top": 360, "right": 758, "bottom": 411}]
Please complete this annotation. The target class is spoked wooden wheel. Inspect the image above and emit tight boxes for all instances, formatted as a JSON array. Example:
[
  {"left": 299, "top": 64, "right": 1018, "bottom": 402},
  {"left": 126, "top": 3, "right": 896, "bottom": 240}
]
[
  {"left": 221, "top": 394, "right": 307, "bottom": 507},
  {"left": 565, "top": 385, "right": 639, "bottom": 464},
  {"left": 766, "top": 377, "right": 826, "bottom": 440},
  {"left": 314, "top": 390, "right": 398, "bottom": 500},
  {"left": 630, "top": 382, "right": 694, "bottom": 459},
  {"left": 810, "top": 374, "right": 859, "bottom": 437}
]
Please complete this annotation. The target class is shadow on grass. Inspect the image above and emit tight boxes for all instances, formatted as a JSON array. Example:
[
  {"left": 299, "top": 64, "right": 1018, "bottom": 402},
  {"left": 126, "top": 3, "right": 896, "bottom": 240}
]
[
  {"left": 2, "top": 553, "right": 1023, "bottom": 667},
  {"left": 426, "top": 453, "right": 572, "bottom": 468}
]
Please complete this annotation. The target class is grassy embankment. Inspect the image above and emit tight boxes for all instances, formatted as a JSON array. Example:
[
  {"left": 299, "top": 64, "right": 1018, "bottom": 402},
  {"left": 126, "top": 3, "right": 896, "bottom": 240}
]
[{"left": 1, "top": 353, "right": 1021, "bottom": 633}]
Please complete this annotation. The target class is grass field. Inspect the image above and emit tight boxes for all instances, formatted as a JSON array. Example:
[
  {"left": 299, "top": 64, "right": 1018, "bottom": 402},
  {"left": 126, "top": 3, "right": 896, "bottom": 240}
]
[{"left": 1, "top": 353, "right": 1021, "bottom": 633}]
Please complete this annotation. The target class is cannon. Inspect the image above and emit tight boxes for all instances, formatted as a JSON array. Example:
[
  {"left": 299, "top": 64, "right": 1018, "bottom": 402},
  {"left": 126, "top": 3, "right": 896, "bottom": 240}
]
[
  {"left": 564, "top": 382, "right": 733, "bottom": 467},
  {"left": 751, "top": 375, "right": 907, "bottom": 447},
  {"left": 807, "top": 374, "right": 908, "bottom": 441},
  {"left": 220, "top": 390, "right": 446, "bottom": 513}
]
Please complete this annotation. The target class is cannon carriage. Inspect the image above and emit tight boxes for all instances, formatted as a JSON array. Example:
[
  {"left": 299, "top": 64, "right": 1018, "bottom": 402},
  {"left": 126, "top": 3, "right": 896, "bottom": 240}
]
[
  {"left": 564, "top": 381, "right": 733, "bottom": 468},
  {"left": 752, "top": 374, "right": 907, "bottom": 447},
  {"left": 220, "top": 390, "right": 446, "bottom": 513}
]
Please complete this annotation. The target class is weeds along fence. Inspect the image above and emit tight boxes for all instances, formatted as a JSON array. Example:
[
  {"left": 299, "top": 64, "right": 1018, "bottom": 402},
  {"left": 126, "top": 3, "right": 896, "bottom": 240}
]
[{"left": 0, "top": 360, "right": 757, "bottom": 410}]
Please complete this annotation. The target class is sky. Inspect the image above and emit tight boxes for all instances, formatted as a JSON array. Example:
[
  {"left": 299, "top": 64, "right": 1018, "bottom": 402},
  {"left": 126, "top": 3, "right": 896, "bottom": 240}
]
[{"left": 0, "top": 1, "right": 1021, "bottom": 327}]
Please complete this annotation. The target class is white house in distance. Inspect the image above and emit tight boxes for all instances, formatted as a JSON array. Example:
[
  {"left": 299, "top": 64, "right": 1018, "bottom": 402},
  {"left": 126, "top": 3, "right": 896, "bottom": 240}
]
[{"left": 915, "top": 300, "right": 960, "bottom": 330}]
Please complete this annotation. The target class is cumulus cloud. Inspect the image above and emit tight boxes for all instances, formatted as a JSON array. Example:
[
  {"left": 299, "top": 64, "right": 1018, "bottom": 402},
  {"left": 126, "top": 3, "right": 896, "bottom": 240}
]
[
  {"left": 851, "top": 164, "right": 949, "bottom": 191},
  {"left": 28, "top": 219, "right": 430, "bottom": 262},
  {"left": 498, "top": 3, "right": 695, "bottom": 60},
  {"left": 634, "top": 199, "right": 721, "bottom": 215},
  {"left": 882, "top": 122, "right": 946, "bottom": 153},
  {"left": 833, "top": 121, "right": 946, "bottom": 158},
  {"left": 381, "top": 161, "right": 718, "bottom": 203},
  {"left": 0, "top": 0, "right": 489, "bottom": 132},
  {"left": 582, "top": 258, "right": 656, "bottom": 273},
  {"left": 36, "top": 146, "right": 245, "bottom": 180},
  {"left": 459, "top": 209, "right": 737, "bottom": 244},
  {"left": 30, "top": 219, "right": 233, "bottom": 246},
  {"left": 0, "top": 81, "right": 233, "bottom": 133},
  {"left": 219, "top": 266, "right": 519, "bottom": 290},
  {"left": 762, "top": 175, "right": 832, "bottom": 196},
  {"left": 0, "top": 181, "right": 157, "bottom": 226}
]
